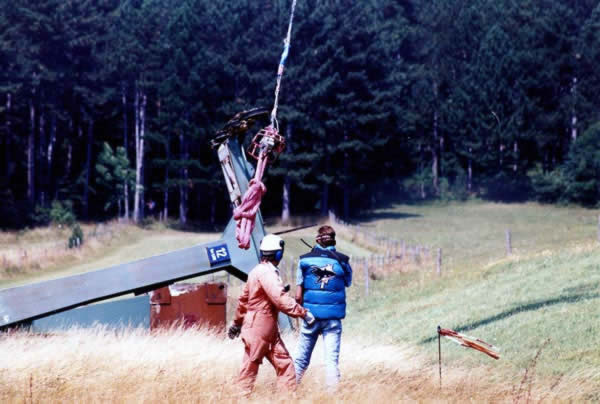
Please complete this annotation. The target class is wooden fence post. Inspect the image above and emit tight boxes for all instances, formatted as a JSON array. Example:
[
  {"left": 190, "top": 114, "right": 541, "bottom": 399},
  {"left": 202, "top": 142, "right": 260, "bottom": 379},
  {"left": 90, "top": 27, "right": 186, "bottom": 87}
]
[
  {"left": 436, "top": 248, "right": 442, "bottom": 276},
  {"left": 329, "top": 210, "right": 336, "bottom": 224},
  {"left": 506, "top": 230, "right": 512, "bottom": 255},
  {"left": 364, "top": 258, "right": 369, "bottom": 297}
]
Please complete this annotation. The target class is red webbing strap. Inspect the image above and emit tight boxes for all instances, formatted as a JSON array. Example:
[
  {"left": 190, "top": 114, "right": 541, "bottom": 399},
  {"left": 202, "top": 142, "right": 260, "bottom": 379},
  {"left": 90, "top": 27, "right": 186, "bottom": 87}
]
[{"left": 233, "top": 153, "right": 268, "bottom": 249}]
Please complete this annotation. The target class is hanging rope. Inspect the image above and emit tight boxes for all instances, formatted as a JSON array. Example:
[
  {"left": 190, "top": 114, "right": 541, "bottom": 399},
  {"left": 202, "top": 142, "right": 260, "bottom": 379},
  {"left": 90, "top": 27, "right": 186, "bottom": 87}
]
[
  {"left": 234, "top": 0, "right": 298, "bottom": 250},
  {"left": 270, "top": 0, "right": 298, "bottom": 131}
]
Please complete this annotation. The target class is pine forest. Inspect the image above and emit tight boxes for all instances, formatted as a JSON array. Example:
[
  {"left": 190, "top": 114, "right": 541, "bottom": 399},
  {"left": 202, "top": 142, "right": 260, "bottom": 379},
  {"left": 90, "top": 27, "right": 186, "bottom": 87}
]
[{"left": 2, "top": 0, "right": 600, "bottom": 228}]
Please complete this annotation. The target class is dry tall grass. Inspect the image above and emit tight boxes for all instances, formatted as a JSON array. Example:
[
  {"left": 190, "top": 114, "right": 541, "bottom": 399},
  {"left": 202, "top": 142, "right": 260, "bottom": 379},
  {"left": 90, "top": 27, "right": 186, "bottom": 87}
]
[
  {"left": 0, "top": 222, "right": 134, "bottom": 281},
  {"left": 1, "top": 327, "right": 595, "bottom": 403},
  {"left": 0, "top": 222, "right": 219, "bottom": 285}
]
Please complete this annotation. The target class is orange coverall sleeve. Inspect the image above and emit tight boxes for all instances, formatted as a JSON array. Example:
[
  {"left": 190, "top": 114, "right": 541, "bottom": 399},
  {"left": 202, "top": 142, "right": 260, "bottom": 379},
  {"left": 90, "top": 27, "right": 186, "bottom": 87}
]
[
  {"left": 259, "top": 270, "right": 307, "bottom": 319},
  {"left": 233, "top": 282, "right": 250, "bottom": 327}
]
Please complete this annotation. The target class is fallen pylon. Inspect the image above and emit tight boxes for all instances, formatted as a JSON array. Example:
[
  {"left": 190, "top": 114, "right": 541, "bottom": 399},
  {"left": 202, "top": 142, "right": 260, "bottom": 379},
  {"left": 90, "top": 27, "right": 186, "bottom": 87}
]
[{"left": 437, "top": 325, "right": 500, "bottom": 389}]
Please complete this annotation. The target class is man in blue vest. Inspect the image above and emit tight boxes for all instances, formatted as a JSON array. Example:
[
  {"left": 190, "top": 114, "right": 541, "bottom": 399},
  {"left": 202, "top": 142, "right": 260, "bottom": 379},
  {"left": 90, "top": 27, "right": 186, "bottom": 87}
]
[{"left": 294, "top": 225, "right": 352, "bottom": 389}]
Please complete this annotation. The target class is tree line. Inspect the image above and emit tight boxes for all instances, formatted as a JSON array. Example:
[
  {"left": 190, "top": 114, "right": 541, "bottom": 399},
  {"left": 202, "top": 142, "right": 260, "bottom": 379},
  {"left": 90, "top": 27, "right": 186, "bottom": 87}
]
[{"left": 2, "top": 0, "right": 600, "bottom": 229}]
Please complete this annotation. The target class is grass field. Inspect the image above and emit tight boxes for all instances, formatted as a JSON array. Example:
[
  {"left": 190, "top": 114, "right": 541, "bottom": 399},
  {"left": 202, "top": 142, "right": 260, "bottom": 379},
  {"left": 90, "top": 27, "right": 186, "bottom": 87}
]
[
  {"left": 346, "top": 202, "right": 600, "bottom": 396},
  {"left": 0, "top": 222, "right": 220, "bottom": 288},
  {"left": 1, "top": 326, "right": 592, "bottom": 403},
  {"left": 1, "top": 201, "right": 600, "bottom": 401},
  {"left": 360, "top": 201, "right": 599, "bottom": 271}
]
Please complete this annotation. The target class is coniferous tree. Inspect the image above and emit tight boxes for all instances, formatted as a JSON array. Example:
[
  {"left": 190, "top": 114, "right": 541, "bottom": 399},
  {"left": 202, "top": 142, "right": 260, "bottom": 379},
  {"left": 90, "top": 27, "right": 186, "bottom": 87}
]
[{"left": 95, "top": 142, "right": 135, "bottom": 215}]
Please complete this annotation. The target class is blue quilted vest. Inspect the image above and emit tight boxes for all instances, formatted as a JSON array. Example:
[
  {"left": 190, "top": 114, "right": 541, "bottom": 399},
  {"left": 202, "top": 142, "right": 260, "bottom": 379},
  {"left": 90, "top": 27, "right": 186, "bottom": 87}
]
[{"left": 300, "top": 246, "right": 349, "bottom": 320}]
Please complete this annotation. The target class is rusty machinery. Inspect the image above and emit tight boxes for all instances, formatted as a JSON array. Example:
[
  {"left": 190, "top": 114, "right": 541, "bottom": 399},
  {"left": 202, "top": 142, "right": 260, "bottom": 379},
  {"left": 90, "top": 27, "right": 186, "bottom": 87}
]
[{"left": 0, "top": 108, "right": 294, "bottom": 332}]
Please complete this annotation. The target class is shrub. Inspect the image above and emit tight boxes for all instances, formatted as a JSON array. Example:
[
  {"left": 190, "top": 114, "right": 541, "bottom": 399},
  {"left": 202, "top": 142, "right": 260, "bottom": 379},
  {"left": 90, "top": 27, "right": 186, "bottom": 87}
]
[
  {"left": 560, "top": 122, "right": 600, "bottom": 205},
  {"left": 402, "top": 168, "right": 434, "bottom": 200},
  {"left": 50, "top": 200, "right": 76, "bottom": 226},
  {"left": 31, "top": 200, "right": 76, "bottom": 226},
  {"left": 452, "top": 172, "right": 470, "bottom": 201},
  {"left": 30, "top": 205, "right": 52, "bottom": 226},
  {"left": 68, "top": 224, "right": 84, "bottom": 249},
  {"left": 483, "top": 171, "right": 530, "bottom": 202},
  {"left": 528, "top": 165, "right": 567, "bottom": 203}
]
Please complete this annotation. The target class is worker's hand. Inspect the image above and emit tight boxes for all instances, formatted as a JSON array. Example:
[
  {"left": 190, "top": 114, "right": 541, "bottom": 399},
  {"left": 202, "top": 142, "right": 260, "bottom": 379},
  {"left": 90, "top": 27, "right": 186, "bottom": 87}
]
[
  {"left": 228, "top": 323, "right": 241, "bottom": 340},
  {"left": 304, "top": 310, "right": 316, "bottom": 326}
]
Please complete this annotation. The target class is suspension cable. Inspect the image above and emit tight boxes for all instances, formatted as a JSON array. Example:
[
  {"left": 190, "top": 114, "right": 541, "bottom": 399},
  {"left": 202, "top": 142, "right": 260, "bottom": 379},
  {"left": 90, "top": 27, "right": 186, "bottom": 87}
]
[{"left": 270, "top": 0, "right": 298, "bottom": 131}]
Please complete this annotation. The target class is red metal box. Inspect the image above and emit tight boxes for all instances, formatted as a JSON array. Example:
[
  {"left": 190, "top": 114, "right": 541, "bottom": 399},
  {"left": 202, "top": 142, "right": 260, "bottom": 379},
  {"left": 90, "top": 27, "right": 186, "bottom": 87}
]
[{"left": 150, "top": 283, "right": 227, "bottom": 331}]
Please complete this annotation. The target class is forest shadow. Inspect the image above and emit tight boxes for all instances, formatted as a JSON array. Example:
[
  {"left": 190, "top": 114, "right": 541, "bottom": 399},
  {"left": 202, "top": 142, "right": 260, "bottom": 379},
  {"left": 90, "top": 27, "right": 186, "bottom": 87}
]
[
  {"left": 356, "top": 211, "right": 422, "bottom": 223},
  {"left": 420, "top": 292, "right": 600, "bottom": 344}
]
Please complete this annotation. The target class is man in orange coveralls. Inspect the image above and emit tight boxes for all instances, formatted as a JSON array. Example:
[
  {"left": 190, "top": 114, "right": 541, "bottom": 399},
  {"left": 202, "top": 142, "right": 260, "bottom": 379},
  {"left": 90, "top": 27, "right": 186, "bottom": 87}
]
[{"left": 228, "top": 234, "right": 315, "bottom": 394}]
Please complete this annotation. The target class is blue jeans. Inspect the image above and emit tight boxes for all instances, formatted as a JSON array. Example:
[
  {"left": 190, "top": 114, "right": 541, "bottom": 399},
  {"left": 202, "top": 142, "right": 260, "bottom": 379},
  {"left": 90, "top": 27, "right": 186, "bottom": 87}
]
[{"left": 294, "top": 319, "right": 342, "bottom": 388}]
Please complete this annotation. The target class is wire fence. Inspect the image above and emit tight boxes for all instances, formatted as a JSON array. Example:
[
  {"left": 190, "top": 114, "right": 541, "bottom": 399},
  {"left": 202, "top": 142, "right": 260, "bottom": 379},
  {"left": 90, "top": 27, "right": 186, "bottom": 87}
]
[
  {"left": 265, "top": 213, "right": 442, "bottom": 298},
  {"left": 215, "top": 214, "right": 442, "bottom": 299},
  {"left": 1, "top": 215, "right": 443, "bottom": 297}
]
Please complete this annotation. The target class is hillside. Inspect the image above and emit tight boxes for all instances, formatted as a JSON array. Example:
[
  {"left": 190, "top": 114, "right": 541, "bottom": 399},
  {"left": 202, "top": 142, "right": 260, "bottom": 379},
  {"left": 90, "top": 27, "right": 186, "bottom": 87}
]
[{"left": 346, "top": 202, "right": 600, "bottom": 393}]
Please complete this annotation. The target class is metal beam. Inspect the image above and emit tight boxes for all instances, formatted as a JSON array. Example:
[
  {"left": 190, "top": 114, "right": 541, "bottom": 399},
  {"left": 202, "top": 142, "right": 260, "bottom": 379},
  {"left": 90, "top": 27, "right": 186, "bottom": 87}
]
[{"left": 0, "top": 240, "right": 223, "bottom": 328}]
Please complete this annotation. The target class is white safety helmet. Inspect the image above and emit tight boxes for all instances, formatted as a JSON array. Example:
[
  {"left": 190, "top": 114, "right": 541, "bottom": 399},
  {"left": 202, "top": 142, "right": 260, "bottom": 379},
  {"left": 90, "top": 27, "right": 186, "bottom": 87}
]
[{"left": 260, "top": 234, "right": 285, "bottom": 261}]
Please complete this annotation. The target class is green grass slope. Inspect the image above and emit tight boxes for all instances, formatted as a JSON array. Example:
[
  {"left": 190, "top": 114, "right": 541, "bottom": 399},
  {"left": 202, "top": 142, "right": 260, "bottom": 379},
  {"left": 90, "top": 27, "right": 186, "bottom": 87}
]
[
  {"left": 346, "top": 202, "right": 600, "bottom": 395},
  {"left": 348, "top": 246, "right": 600, "bottom": 379},
  {"left": 361, "top": 201, "right": 599, "bottom": 271}
]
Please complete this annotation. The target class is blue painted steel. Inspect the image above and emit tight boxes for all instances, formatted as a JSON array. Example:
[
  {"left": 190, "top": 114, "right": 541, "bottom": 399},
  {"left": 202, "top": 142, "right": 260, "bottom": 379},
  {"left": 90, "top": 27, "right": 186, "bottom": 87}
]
[
  {"left": 207, "top": 244, "right": 231, "bottom": 266},
  {"left": 0, "top": 243, "right": 227, "bottom": 328},
  {"left": 32, "top": 296, "right": 149, "bottom": 331}
]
